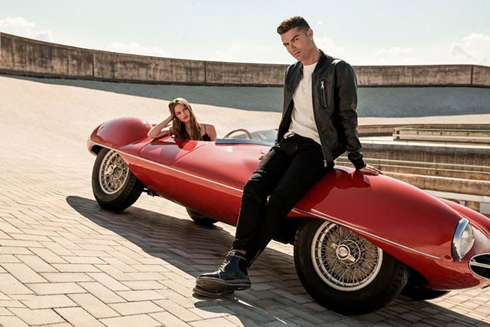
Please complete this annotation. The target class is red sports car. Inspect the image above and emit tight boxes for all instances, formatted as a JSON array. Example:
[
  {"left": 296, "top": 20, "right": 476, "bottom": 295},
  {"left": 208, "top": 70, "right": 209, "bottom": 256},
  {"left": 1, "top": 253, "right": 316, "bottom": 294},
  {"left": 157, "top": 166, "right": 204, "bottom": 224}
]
[{"left": 87, "top": 117, "right": 490, "bottom": 315}]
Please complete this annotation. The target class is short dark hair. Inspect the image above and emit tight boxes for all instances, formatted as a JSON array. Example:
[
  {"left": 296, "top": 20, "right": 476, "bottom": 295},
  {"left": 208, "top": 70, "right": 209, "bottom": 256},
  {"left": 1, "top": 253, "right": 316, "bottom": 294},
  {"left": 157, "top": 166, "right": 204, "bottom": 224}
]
[{"left": 277, "top": 16, "right": 310, "bottom": 35}]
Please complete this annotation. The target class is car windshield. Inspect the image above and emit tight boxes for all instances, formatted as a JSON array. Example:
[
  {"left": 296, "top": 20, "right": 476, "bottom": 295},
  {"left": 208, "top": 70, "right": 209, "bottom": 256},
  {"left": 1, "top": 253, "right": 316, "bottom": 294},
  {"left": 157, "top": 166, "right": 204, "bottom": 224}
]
[{"left": 216, "top": 129, "right": 277, "bottom": 146}]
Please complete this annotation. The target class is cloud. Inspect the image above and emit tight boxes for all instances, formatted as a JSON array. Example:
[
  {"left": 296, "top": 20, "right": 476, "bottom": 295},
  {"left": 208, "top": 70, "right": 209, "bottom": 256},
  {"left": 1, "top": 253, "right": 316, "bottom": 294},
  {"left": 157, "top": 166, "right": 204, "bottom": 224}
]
[
  {"left": 450, "top": 42, "right": 471, "bottom": 58},
  {"left": 106, "top": 42, "right": 167, "bottom": 57},
  {"left": 34, "top": 30, "right": 53, "bottom": 42},
  {"left": 0, "top": 17, "right": 34, "bottom": 35},
  {"left": 371, "top": 46, "right": 416, "bottom": 65},
  {"left": 317, "top": 21, "right": 324, "bottom": 25},
  {"left": 212, "top": 42, "right": 278, "bottom": 63},
  {"left": 367, "top": 35, "right": 490, "bottom": 65},
  {"left": 375, "top": 47, "right": 413, "bottom": 57},
  {"left": 315, "top": 37, "right": 346, "bottom": 57},
  {"left": 450, "top": 33, "right": 490, "bottom": 65},
  {"left": 0, "top": 17, "right": 53, "bottom": 42}
]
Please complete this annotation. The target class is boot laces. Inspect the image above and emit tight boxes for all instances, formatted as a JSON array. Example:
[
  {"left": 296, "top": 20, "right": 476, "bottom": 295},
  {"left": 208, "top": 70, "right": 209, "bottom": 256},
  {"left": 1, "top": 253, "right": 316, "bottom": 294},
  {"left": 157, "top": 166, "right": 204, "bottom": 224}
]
[{"left": 218, "top": 250, "right": 235, "bottom": 271}]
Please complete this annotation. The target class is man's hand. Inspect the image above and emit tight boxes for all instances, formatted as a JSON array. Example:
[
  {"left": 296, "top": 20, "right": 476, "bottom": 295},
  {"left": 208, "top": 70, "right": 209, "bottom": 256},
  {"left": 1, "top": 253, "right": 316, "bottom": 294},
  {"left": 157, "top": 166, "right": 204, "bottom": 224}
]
[{"left": 358, "top": 164, "right": 382, "bottom": 175}]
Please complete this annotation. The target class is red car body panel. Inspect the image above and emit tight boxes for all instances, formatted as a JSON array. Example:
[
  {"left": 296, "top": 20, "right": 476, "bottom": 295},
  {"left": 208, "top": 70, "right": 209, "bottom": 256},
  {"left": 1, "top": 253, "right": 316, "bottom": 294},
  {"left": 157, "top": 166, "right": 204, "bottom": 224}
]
[{"left": 88, "top": 118, "right": 490, "bottom": 291}]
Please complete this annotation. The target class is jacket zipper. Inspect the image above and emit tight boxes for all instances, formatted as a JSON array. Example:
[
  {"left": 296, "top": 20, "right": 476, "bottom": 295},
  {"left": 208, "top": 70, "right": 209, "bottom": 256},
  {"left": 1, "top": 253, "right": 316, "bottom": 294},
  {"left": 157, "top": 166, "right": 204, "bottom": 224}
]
[
  {"left": 312, "top": 78, "right": 328, "bottom": 167},
  {"left": 320, "top": 80, "right": 327, "bottom": 107},
  {"left": 320, "top": 80, "right": 329, "bottom": 167}
]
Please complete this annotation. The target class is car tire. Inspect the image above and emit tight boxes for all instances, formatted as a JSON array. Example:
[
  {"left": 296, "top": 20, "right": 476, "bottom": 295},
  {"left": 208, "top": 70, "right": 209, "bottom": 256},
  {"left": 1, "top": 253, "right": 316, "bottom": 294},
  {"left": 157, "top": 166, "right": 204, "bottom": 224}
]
[
  {"left": 186, "top": 208, "right": 217, "bottom": 226},
  {"left": 294, "top": 219, "right": 409, "bottom": 315},
  {"left": 401, "top": 282, "right": 450, "bottom": 301},
  {"left": 92, "top": 148, "right": 143, "bottom": 211}
]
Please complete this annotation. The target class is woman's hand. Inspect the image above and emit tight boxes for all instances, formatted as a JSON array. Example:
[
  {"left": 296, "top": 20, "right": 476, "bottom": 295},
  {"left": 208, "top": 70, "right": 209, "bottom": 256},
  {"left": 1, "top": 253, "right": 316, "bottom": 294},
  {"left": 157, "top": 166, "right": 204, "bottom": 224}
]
[{"left": 148, "top": 115, "right": 173, "bottom": 139}]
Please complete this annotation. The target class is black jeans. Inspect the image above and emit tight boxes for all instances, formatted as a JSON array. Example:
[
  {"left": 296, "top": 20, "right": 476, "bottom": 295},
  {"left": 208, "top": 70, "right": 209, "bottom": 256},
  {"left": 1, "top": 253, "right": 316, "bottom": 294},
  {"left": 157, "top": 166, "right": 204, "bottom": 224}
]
[{"left": 232, "top": 134, "right": 334, "bottom": 265}]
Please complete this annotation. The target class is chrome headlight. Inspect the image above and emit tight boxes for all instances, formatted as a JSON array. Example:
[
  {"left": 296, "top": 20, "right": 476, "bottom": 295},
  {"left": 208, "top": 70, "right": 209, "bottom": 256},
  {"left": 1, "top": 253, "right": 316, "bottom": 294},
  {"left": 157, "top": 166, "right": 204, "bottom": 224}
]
[{"left": 452, "top": 218, "right": 475, "bottom": 261}]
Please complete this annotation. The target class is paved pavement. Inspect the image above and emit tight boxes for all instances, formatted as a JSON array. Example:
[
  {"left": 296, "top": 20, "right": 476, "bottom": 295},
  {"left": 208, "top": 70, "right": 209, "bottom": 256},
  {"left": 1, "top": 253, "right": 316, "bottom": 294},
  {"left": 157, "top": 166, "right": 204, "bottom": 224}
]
[{"left": 1, "top": 75, "right": 490, "bottom": 326}]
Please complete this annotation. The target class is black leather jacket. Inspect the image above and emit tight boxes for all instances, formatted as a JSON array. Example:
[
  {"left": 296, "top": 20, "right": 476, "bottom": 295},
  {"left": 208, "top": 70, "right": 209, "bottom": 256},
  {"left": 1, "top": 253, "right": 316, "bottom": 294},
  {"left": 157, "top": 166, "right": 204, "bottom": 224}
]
[{"left": 276, "top": 50, "right": 365, "bottom": 170}]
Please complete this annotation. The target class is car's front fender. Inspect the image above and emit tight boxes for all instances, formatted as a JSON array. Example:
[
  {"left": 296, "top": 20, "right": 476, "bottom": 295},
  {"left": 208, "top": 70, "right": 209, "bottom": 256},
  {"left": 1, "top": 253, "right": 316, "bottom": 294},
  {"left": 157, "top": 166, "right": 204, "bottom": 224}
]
[
  {"left": 295, "top": 167, "right": 490, "bottom": 289},
  {"left": 298, "top": 167, "right": 461, "bottom": 258}
]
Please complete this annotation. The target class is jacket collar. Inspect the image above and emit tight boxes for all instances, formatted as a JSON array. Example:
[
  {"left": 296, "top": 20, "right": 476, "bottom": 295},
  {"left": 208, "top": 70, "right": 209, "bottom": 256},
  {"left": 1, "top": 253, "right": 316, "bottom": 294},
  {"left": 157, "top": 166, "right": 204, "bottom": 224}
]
[
  {"left": 296, "top": 49, "right": 329, "bottom": 75},
  {"left": 313, "top": 49, "right": 329, "bottom": 75},
  {"left": 288, "top": 49, "right": 329, "bottom": 90}
]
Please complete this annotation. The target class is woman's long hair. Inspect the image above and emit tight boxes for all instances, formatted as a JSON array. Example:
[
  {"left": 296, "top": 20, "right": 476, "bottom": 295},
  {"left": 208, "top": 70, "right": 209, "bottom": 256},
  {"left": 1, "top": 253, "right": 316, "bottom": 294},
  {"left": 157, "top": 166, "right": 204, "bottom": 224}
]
[{"left": 168, "top": 98, "right": 202, "bottom": 140}]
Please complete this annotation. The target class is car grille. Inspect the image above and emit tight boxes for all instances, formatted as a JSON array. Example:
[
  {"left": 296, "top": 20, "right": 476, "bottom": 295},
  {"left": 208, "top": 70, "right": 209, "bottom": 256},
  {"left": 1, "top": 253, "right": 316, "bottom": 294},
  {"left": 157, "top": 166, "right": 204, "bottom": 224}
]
[{"left": 470, "top": 254, "right": 490, "bottom": 279}]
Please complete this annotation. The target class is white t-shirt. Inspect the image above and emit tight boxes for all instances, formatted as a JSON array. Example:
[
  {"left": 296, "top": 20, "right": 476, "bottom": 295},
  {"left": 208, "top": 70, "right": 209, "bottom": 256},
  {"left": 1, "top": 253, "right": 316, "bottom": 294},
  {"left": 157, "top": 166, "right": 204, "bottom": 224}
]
[{"left": 284, "top": 61, "right": 321, "bottom": 144}]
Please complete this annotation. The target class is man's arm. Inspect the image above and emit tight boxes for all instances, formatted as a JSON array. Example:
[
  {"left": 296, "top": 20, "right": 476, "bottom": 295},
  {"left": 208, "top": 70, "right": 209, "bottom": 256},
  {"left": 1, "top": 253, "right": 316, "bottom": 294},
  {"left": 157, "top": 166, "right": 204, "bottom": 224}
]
[
  {"left": 274, "top": 65, "right": 292, "bottom": 146},
  {"left": 336, "top": 62, "right": 381, "bottom": 175},
  {"left": 336, "top": 61, "right": 365, "bottom": 170}
]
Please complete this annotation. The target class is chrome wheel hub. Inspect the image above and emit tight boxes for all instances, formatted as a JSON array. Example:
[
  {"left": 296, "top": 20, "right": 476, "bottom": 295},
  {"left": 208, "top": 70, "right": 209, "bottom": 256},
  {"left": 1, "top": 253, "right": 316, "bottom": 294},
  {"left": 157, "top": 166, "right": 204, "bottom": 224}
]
[
  {"left": 337, "top": 245, "right": 349, "bottom": 259},
  {"left": 311, "top": 221, "right": 383, "bottom": 291},
  {"left": 99, "top": 150, "right": 129, "bottom": 195}
]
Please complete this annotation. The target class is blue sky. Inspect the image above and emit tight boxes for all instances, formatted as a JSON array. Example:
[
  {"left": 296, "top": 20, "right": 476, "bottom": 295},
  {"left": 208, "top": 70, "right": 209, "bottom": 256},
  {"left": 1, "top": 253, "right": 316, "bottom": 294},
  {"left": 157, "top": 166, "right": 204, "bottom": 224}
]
[{"left": 1, "top": 0, "right": 489, "bottom": 65}]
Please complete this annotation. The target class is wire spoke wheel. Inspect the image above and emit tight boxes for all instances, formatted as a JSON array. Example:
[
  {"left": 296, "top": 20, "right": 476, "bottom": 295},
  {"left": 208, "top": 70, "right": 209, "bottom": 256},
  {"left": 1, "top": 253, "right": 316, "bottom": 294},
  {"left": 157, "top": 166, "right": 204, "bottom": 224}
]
[
  {"left": 295, "top": 219, "right": 409, "bottom": 314},
  {"left": 311, "top": 221, "right": 383, "bottom": 291},
  {"left": 99, "top": 150, "right": 129, "bottom": 195},
  {"left": 92, "top": 148, "right": 143, "bottom": 211}
]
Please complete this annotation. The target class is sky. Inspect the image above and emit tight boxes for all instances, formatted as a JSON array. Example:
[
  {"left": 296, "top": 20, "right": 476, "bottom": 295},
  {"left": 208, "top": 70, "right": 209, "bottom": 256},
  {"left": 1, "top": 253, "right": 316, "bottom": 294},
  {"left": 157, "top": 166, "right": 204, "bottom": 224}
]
[{"left": 1, "top": 0, "right": 490, "bottom": 66}]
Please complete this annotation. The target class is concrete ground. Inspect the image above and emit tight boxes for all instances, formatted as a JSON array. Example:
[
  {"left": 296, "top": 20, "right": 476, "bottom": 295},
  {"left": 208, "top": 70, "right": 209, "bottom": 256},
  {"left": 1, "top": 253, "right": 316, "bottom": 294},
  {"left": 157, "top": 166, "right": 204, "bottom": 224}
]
[{"left": 1, "top": 74, "right": 490, "bottom": 326}]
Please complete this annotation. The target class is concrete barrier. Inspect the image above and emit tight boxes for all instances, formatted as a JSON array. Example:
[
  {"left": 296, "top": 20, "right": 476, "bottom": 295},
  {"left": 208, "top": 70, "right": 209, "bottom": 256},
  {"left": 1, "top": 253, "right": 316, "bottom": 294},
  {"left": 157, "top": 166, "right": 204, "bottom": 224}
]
[
  {"left": 358, "top": 124, "right": 490, "bottom": 137},
  {"left": 205, "top": 61, "right": 286, "bottom": 86},
  {"left": 0, "top": 32, "right": 93, "bottom": 78},
  {"left": 473, "top": 65, "right": 490, "bottom": 87},
  {"left": 355, "top": 65, "right": 473, "bottom": 86},
  {"left": 93, "top": 52, "right": 205, "bottom": 83},
  {"left": 1, "top": 32, "right": 489, "bottom": 87},
  {"left": 359, "top": 143, "right": 490, "bottom": 167}
]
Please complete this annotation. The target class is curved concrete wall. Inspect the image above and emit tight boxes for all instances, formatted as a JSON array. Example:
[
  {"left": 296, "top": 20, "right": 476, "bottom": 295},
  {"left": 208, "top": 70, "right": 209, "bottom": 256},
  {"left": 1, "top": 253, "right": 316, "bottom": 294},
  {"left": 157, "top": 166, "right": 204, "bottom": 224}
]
[
  {"left": 1, "top": 32, "right": 489, "bottom": 87},
  {"left": 356, "top": 65, "right": 472, "bottom": 86}
]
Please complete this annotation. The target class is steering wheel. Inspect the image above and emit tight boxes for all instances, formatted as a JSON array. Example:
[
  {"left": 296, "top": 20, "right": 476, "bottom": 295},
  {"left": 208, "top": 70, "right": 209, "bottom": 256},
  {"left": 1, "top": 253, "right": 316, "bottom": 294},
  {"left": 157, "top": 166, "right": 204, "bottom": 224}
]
[{"left": 223, "top": 128, "right": 253, "bottom": 140}]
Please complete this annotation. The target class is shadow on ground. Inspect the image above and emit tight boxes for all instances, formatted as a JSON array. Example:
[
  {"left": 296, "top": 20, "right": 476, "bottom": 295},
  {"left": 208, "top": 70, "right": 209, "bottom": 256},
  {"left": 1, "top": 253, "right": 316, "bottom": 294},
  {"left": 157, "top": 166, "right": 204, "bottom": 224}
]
[
  {"left": 5, "top": 74, "right": 283, "bottom": 112},
  {"left": 66, "top": 195, "right": 489, "bottom": 326},
  {"left": 4, "top": 74, "right": 490, "bottom": 117}
]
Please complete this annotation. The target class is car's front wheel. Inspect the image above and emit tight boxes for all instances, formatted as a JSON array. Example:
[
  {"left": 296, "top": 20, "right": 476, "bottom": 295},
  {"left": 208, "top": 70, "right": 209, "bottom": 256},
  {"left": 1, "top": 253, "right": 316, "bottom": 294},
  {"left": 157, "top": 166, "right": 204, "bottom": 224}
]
[
  {"left": 401, "top": 282, "right": 450, "bottom": 301},
  {"left": 294, "top": 219, "right": 409, "bottom": 315},
  {"left": 186, "top": 208, "right": 217, "bottom": 226},
  {"left": 92, "top": 148, "right": 143, "bottom": 211}
]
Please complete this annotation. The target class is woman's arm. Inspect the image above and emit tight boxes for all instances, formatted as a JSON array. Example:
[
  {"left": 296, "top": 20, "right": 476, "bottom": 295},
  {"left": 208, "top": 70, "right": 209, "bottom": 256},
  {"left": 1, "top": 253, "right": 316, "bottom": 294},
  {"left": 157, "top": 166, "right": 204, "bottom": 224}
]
[
  {"left": 148, "top": 115, "right": 173, "bottom": 139},
  {"left": 205, "top": 124, "right": 218, "bottom": 141}
]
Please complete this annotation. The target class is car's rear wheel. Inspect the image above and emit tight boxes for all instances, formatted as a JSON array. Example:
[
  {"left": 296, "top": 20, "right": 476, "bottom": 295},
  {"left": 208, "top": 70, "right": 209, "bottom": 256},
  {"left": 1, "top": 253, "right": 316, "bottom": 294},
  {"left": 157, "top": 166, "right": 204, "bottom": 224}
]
[
  {"left": 186, "top": 208, "right": 217, "bottom": 226},
  {"left": 92, "top": 148, "right": 143, "bottom": 211},
  {"left": 294, "top": 219, "right": 409, "bottom": 315}
]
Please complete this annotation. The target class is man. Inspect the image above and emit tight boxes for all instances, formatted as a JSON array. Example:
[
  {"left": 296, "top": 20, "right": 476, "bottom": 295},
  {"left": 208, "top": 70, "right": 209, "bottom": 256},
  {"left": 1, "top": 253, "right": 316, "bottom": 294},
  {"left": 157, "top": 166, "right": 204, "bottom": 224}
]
[{"left": 194, "top": 16, "right": 381, "bottom": 297}]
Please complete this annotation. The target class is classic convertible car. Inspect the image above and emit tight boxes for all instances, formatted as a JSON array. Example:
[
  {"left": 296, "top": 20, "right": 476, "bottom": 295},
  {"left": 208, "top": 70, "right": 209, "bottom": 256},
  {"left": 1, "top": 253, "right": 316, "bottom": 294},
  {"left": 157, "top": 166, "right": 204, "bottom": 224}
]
[{"left": 87, "top": 117, "right": 490, "bottom": 315}]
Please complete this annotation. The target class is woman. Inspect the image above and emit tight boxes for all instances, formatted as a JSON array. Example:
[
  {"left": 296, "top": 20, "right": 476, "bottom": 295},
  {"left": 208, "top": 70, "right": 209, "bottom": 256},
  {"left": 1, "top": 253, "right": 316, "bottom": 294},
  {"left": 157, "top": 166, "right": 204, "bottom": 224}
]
[{"left": 148, "top": 98, "right": 217, "bottom": 141}]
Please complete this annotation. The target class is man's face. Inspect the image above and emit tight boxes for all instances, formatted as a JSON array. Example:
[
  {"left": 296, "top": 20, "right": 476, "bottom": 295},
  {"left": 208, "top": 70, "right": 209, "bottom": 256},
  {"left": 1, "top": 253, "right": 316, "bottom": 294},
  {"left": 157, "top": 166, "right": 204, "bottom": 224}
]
[{"left": 280, "top": 27, "right": 314, "bottom": 62}]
